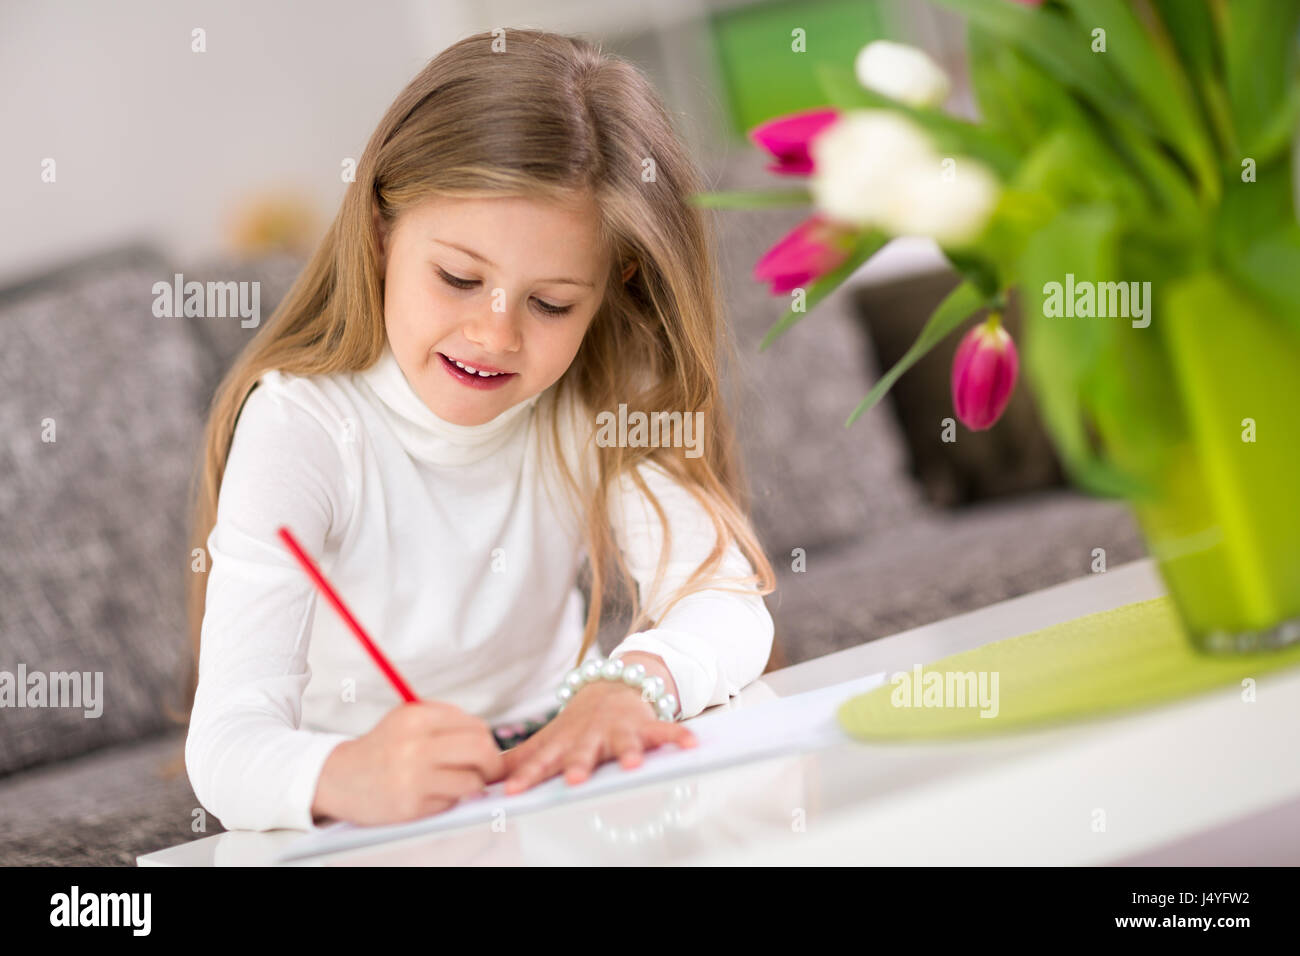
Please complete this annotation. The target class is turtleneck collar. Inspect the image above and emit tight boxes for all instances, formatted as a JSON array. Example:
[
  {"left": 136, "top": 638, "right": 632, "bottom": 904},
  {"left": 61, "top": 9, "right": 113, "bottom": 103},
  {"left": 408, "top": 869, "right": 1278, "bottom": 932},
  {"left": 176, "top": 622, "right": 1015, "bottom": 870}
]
[{"left": 354, "top": 342, "right": 539, "bottom": 466}]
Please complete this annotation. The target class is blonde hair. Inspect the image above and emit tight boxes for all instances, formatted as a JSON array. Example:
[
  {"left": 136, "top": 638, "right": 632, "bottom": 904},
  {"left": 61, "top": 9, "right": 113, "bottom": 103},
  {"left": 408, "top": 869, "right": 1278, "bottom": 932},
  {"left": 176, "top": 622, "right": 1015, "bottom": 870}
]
[{"left": 179, "top": 28, "right": 776, "bottom": 721}]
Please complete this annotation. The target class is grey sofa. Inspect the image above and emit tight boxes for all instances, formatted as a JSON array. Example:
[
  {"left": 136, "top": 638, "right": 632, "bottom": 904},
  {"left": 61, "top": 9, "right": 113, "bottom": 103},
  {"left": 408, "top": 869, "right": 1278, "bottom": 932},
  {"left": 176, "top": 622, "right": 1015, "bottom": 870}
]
[{"left": 0, "top": 154, "right": 1146, "bottom": 865}]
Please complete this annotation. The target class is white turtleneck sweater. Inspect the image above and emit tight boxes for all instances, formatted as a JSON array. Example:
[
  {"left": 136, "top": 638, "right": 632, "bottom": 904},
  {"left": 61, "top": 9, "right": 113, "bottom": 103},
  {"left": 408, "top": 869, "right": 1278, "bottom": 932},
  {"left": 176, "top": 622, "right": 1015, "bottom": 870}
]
[{"left": 185, "top": 344, "right": 774, "bottom": 831}]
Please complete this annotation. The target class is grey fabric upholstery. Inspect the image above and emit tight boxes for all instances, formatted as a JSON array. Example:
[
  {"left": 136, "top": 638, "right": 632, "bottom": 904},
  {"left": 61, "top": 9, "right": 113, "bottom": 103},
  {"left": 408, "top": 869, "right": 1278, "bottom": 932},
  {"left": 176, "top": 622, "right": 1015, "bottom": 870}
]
[
  {"left": 771, "top": 490, "right": 1146, "bottom": 665},
  {"left": 0, "top": 730, "right": 214, "bottom": 866},
  {"left": 0, "top": 247, "right": 207, "bottom": 776}
]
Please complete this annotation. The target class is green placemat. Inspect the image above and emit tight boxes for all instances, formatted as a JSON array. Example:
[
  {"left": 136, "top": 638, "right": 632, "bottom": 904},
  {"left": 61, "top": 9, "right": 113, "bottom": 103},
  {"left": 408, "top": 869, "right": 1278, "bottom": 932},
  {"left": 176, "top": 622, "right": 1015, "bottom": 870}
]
[{"left": 837, "top": 596, "right": 1300, "bottom": 741}]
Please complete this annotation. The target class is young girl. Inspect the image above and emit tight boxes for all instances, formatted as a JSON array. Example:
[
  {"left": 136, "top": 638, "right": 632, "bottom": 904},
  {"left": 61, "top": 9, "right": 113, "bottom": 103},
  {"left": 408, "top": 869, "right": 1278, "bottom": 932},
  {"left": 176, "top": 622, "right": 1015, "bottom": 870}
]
[{"left": 184, "top": 28, "right": 776, "bottom": 832}]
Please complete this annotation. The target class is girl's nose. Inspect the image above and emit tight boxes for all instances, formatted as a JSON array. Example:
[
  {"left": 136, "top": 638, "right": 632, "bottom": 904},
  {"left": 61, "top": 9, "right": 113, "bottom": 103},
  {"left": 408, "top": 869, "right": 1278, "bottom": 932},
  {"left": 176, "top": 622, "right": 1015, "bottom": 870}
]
[{"left": 463, "top": 299, "right": 522, "bottom": 355}]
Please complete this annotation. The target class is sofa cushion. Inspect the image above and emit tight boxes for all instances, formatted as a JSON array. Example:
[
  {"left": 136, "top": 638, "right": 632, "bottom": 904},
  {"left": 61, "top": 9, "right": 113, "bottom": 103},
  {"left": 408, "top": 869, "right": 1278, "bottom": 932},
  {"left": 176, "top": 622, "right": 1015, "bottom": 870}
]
[
  {"left": 769, "top": 489, "right": 1147, "bottom": 666},
  {"left": 0, "top": 729, "right": 216, "bottom": 866},
  {"left": 0, "top": 247, "right": 210, "bottom": 775}
]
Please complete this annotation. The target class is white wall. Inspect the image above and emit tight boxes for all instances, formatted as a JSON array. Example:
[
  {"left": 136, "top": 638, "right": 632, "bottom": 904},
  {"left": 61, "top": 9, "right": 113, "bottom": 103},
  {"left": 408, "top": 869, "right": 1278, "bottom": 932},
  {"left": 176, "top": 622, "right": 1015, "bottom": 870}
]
[
  {"left": 0, "top": 0, "right": 482, "bottom": 285},
  {"left": 7, "top": 0, "right": 1132, "bottom": 289}
]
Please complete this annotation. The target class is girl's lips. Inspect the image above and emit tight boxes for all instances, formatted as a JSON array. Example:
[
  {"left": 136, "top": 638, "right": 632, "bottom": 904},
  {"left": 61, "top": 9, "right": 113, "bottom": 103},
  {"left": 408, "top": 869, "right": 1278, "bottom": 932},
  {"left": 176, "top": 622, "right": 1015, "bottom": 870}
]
[{"left": 437, "top": 352, "right": 517, "bottom": 390}]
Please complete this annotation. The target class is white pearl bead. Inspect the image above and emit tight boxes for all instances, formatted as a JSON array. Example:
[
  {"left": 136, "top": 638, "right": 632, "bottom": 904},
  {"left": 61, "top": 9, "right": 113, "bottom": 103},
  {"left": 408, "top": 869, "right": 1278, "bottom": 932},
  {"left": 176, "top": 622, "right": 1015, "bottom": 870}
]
[
  {"left": 580, "top": 660, "right": 603, "bottom": 683},
  {"left": 640, "top": 676, "right": 664, "bottom": 700},
  {"left": 564, "top": 668, "right": 585, "bottom": 691},
  {"left": 556, "top": 685, "right": 573, "bottom": 704},
  {"left": 601, "top": 659, "right": 624, "bottom": 680},
  {"left": 621, "top": 663, "right": 646, "bottom": 686},
  {"left": 657, "top": 694, "right": 677, "bottom": 718}
]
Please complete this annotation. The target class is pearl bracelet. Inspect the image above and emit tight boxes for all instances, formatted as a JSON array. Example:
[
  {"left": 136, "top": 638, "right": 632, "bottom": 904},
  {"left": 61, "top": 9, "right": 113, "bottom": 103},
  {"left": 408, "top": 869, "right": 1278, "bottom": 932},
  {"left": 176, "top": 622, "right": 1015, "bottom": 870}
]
[{"left": 555, "top": 656, "right": 679, "bottom": 722}]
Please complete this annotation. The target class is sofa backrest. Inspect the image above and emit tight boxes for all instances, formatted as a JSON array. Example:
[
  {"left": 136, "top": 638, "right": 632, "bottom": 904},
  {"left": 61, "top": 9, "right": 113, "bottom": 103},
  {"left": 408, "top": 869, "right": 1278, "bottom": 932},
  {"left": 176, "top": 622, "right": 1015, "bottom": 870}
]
[{"left": 0, "top": 247, "right": 210, "bottom": 775}]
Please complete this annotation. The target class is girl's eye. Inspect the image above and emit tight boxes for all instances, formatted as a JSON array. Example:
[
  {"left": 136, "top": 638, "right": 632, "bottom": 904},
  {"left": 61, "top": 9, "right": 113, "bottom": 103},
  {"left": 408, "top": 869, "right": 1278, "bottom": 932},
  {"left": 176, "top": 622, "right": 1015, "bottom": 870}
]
[
  {"left": 436, "top": 267, "right": 479, "bottom": 290},
  {"left": 438, "top": 266, "right": 571, "bottom": 315},
  {"left": 532, "top": 298, "right": 573, "bottom": 316}
]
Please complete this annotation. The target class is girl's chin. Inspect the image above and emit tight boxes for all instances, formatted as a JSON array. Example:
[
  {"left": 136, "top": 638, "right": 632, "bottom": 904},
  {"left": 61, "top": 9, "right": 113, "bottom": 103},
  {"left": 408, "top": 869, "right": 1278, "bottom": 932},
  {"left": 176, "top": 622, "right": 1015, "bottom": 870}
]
[{"left": 427, "top": 385, "right": 522, "bottom": 426}]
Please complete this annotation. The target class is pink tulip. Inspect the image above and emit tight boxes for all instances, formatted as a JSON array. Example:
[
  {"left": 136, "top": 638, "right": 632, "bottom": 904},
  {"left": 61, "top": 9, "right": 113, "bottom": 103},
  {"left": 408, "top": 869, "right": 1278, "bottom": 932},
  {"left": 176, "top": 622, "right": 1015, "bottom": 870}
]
[
  {"left": 748, "top": 108, "right": 841, "bottom": 176},
  {"left": 753, "top": 214, "right": 857, "bottom": 295},
  {"left": 951, "top": 314, "right": 1019, "bottom": 430}
]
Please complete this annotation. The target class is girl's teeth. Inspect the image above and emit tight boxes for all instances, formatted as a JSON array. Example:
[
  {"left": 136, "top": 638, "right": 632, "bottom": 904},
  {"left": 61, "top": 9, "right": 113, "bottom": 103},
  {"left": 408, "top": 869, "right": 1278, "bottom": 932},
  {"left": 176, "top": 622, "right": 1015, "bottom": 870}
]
[{"left": 451, "top": 358, "right": 503, "bottom": 377}]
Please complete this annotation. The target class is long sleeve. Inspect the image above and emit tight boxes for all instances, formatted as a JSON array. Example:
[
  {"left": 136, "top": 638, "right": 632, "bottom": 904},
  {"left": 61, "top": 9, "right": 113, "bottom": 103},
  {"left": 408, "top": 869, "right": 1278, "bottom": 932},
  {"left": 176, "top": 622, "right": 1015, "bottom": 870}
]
[
  {"left": 605, "top": 459, "right": 774, "bottom": 720},
  {"left": 185, "top": 381, "right": 357, "bottom": 831}
]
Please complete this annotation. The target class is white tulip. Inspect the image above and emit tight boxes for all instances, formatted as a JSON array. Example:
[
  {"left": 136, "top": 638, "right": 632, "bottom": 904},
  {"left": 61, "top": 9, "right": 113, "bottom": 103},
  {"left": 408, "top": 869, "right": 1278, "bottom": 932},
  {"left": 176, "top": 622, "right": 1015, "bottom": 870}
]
[
  {"left": 809, "top": 111, "right": 936, "bottom": 227},
  {"left": 809, "top": 110, "right": 1000, "bottom": 245},
  {"left": 881, "top": 158, "right": 1001, "bottom": 246},
  {"left": 854, "top": 40, "right": 951, "bottom": 109}
]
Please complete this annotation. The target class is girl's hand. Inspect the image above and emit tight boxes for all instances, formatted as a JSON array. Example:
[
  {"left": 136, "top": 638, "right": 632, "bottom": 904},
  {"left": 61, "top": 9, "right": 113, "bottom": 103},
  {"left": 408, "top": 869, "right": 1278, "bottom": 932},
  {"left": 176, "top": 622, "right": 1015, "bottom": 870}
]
[
  {"left": 312, "top": 700, "right": 506, "bottom": 826},
  {"left": 500, "top": 680, "right": 697, "bottom": 794}
]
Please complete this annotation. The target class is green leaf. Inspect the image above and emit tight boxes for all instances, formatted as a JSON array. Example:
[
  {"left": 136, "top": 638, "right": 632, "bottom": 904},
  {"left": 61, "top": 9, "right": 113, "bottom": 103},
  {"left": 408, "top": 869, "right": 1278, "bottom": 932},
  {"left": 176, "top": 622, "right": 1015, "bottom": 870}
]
[
  {"left": 844, "top": 281, "right": 983, "bottom": 427},
  {"left": 758, "top": 231, "right": 888, "bottom": 351},
  {"left": 1103, "top": 111, "right": 1206, "bottom": 230},
  {"left": 1151, "top": 0, "right": 1237, "bottom": 157},
  {"left": 1221, "top": 0, "right": 1300, "bottom": 161},
  {"left": 1249, "top": 83, "right": 1300, "bottom": 164},
  {"left": 1225, "top": 224, "right": 1300, "bottom": 330},
  {"left": 1214, "top": 153, "right": 1297, "bottom": 258},
  {"left": 1017, "top": 205, "right": 1154, "bottom": 499},
  {"left": 690, "top": 189, "right": 813, "bottom": 209},
  {"left": 931, "top": 0, "right": 1156, "bottom": 137},
  {"left": 1058, "top": 0, "right": 1218, "bottom": 201},
  {"left": 966, "top": 23, "right": 1083, "bottom": 153},
  {"left": 1011, "top": 126, "right": 1148, "bottom": 217},
  {"left": 1152, "top": 0, "right": 1220, "bottom": 78}
]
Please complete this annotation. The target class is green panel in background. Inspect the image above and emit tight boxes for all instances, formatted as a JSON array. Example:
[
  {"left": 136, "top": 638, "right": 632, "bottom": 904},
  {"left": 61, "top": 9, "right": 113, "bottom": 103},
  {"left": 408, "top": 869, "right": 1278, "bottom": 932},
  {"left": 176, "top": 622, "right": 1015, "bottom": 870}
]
[{"left": 710, "top": 0, "right": 891, "bottom": 138}]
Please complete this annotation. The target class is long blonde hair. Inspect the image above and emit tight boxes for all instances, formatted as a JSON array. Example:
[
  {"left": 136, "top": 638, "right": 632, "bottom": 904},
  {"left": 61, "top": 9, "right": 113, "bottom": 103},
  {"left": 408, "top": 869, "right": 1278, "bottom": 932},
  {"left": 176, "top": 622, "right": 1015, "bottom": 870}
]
[{"left": 179, "top": 28, "right": 776, "bottom": 720}]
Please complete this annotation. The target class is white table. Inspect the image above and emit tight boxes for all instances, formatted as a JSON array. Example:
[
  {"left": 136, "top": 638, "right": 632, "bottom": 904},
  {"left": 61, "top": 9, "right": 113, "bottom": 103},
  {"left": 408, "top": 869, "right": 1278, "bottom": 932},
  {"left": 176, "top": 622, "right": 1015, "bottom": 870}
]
[{"left": 138, "top": 558, "right": 1300, "bottom": 866}]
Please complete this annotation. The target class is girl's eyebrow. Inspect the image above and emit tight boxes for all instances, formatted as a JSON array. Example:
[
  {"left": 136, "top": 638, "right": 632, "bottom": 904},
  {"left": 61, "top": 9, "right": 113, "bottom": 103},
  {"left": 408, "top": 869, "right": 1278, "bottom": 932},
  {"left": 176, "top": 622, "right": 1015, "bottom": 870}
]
[{"left": 429, "top": 237, "right": 595, "bottom": 287}]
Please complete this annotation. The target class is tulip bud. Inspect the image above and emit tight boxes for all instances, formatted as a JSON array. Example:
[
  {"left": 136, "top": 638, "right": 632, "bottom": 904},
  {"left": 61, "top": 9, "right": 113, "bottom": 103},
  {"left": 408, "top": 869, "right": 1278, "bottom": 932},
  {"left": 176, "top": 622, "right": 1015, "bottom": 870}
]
[
  {"left": 951, "top": 313, "right": 1019, "bottom": 430},
  {"left": 748, "top": 108, "right": 841, "bottom": 176},
  {"left": 753, "top": 214, "right": 857, "bottom": 295},
  {"left": 854, "top": 41, "right": 951, "bottom": 109}
]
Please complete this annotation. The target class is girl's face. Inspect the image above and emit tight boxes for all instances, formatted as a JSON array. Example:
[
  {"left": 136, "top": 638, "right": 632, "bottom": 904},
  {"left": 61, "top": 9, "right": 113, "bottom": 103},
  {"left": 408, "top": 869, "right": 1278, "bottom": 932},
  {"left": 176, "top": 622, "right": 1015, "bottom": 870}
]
[{"left": 374, "top": 192, "right": 612, "bottom": 426}]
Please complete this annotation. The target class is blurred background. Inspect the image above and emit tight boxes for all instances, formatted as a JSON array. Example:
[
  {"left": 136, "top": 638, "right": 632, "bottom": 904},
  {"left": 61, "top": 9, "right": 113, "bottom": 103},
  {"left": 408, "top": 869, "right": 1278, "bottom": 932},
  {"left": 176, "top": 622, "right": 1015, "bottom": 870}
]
[
  {"left": 0, "top": 0, "right": 1147, "bottom": 864},
  {"left": 3, "top": 0, "right": 976, "bottom": 278}
]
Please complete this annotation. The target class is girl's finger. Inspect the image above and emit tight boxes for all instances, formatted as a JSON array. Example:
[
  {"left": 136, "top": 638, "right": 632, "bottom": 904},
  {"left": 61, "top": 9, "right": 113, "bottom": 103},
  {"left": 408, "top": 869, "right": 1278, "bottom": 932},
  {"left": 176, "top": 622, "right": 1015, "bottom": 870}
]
[
  {"left": 500, "top": 738, "right": 536, "bottom": 777},
  {"left": 504, "top": 738, "right": 568, "bottom": 795},
  {"left": 562, "top": 733, "right": 604, "bottom": 785},
  {"left": 640, "top": 721, "right": 698, "bottom": 750},
  {"left": 610, "top": 726, "right": 644, "bottom": 770}
]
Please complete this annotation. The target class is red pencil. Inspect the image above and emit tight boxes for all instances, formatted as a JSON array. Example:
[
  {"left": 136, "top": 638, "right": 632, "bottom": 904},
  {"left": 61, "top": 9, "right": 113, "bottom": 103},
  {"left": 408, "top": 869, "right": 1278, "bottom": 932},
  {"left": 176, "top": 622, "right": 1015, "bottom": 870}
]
[{"left": 277, "top": 525, "right": 420, "bottom": 704}]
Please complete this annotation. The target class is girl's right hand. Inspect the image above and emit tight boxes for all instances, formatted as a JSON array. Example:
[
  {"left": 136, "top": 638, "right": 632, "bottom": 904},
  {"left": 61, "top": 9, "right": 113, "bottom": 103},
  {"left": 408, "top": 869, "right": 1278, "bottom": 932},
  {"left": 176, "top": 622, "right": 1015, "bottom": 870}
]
[{"left": 311, "top": 701, "right": 506, "bottom": 826}]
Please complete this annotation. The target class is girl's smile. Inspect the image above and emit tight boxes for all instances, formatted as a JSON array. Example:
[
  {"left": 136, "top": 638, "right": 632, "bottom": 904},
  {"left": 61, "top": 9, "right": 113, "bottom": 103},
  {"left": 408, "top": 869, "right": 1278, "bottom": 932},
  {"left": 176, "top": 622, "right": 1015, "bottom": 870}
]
[{"left": 436, "top": 351, "right": 518, "bottom": 390}]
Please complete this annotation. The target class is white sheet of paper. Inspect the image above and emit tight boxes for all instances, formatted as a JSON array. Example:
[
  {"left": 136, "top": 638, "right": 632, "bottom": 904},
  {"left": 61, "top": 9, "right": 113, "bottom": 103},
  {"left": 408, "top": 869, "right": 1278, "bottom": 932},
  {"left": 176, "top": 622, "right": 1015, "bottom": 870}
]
[{"left": 275, "top": 670, "right": 887, "bottom": 862}]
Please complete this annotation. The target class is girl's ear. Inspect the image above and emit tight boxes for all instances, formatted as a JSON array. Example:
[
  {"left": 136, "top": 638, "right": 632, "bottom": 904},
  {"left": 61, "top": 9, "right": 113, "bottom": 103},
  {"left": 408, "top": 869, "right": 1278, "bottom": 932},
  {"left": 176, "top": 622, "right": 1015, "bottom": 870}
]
[{"left": 621, "top": 260, "right": 637, "bottom": 283}]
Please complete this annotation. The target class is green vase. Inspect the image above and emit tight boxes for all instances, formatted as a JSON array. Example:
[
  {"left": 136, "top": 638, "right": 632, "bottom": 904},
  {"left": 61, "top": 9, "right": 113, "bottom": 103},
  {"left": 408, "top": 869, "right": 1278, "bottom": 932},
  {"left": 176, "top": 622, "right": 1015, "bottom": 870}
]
[{"left": 1115, "top": 271, "right": 1300, "bottom": 654}]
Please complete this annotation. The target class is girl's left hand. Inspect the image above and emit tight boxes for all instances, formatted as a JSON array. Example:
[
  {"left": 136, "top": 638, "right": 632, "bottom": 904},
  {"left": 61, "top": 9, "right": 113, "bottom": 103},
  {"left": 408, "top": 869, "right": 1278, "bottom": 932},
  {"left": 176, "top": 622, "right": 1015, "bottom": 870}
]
[{"left": 499, "top": 680, "right": 697, "bottom": 794}]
